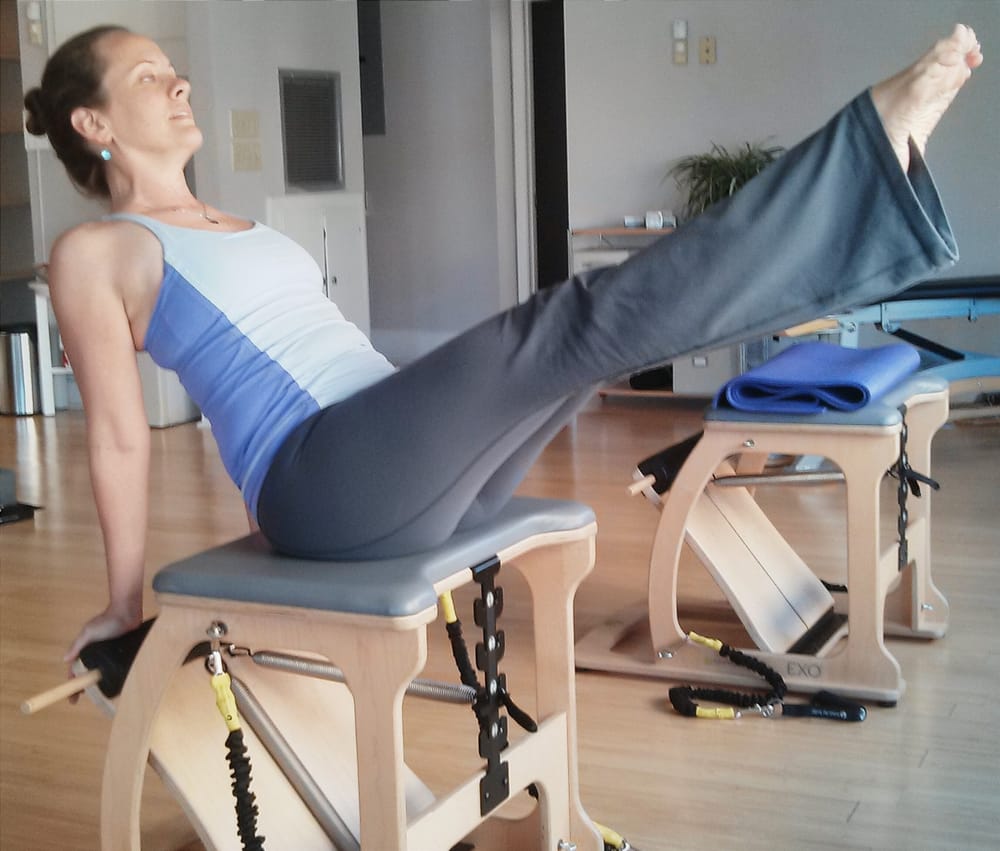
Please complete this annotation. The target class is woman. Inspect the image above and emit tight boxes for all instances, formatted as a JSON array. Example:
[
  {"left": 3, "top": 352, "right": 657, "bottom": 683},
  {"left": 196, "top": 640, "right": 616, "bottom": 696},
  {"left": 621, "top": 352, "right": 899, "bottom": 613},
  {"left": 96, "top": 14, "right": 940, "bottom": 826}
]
[{"left": 23, "top": 24, "right": 982, "bottom": 662}]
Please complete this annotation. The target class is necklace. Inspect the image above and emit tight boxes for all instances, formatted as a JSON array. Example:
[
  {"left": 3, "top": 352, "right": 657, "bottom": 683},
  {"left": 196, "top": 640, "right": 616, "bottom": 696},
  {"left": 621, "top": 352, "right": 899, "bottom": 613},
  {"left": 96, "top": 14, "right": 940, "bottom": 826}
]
[
  {"left": 196, "top": 202, "right": 221, "bottom": 224},
  {"left": 136, "top": 201, "right": 221, "bottom": 224}
]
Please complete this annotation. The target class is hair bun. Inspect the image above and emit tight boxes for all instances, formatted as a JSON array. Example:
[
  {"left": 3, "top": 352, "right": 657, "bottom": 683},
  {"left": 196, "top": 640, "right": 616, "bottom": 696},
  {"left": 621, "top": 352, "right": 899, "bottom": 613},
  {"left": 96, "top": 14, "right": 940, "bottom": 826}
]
[{"left": 23, "top": 88, "right": 48, "bottom": 136}]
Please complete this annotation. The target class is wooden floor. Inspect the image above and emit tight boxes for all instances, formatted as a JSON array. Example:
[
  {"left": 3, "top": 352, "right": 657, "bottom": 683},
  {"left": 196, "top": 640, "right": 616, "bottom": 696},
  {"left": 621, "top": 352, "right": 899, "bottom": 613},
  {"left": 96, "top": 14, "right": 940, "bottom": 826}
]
[{"left": 1, "top": 398, "right": 998, "bottom": 850}]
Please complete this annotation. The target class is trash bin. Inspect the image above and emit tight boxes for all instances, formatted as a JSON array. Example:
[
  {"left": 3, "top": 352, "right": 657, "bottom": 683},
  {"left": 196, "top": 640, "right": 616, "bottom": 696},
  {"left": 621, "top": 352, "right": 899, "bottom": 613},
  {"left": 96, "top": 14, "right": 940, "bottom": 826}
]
[{"left": 0, "top": 328, "right": 41, "bottom": 416}]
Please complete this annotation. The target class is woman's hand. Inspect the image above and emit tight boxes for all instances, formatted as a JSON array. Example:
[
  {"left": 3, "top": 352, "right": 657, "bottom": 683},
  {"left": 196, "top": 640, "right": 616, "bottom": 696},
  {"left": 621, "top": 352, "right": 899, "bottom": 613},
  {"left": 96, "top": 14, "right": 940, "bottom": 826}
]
[{"left": 64, "top": 604, "right": 143, "bottom": 669}]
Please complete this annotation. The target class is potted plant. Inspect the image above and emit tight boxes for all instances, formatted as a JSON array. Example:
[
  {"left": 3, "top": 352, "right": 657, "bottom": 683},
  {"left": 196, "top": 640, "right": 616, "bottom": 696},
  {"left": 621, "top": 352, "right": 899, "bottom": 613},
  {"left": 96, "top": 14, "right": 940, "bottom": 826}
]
[{"left": 669, "top": 140, "right": 784, "bottom": 222}]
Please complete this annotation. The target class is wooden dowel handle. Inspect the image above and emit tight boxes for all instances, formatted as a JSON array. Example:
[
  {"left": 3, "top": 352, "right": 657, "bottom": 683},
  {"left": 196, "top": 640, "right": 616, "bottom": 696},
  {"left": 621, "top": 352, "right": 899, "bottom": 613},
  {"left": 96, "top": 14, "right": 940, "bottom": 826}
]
[
  {"left": 20, "top": 669, "right": 102, "bottom": 715},
  {"left": 627, "top": 474, "right": 656, "bottom": 497},
  {"left": 781, "top": 317, "right": 840, "bottom": 337}
]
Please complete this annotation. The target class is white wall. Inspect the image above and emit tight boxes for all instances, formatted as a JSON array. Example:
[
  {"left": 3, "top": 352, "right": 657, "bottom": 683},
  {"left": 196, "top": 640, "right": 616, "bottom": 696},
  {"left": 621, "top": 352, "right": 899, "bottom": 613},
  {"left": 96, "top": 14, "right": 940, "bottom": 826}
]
[
  {"left": 564, "top": 0, "right": 1000, "bottom": 279},
  {"left": 363, "top": 1, "right": 509, "bottom": 364},
  {"left": 184, "top": 0, "right": 365, "bottom": 224}
]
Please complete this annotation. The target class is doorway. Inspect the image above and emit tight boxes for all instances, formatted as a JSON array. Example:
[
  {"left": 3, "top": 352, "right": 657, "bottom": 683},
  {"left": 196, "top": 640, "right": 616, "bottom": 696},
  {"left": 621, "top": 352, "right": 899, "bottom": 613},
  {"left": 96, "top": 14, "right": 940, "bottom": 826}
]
[{"left": 530, "top": 0, "right": 569, "bottom": 289}]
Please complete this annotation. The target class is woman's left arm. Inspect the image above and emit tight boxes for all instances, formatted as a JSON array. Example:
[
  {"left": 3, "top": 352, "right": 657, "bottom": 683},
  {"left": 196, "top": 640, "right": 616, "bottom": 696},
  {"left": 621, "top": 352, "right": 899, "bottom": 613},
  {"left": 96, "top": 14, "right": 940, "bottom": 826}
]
[{"left": 48, "top": 223, "right": 154, "bottom": 663}]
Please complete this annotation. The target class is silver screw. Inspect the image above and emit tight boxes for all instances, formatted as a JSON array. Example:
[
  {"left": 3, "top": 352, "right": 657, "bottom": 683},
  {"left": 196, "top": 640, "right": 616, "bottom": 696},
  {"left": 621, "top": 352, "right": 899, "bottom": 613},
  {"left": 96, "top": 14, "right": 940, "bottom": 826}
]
[
  {"left": 657, "top": 648, "right": 674, "bottom": 659},
  {"left": 743, "top": 439, "right": 756, "bottom": 448},
  {"left": 557, "top": 842, "right": 578, "bottom": 851},
  {"left": 207, "top": 621, "right": 228, "bottom": 638},
  {"left": 920, "top": 603, "right": 934, "bottom": 611}
]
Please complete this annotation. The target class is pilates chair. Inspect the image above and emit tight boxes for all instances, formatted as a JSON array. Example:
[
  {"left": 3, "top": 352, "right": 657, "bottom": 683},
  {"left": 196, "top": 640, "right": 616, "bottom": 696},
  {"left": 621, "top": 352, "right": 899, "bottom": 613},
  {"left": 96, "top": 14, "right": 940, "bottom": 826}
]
[
  {"left": 96, "top": 496, "right": 604, "bottom": 850},
  {"left": 576, "top": 374, "right": 950, "bottom": 705}
]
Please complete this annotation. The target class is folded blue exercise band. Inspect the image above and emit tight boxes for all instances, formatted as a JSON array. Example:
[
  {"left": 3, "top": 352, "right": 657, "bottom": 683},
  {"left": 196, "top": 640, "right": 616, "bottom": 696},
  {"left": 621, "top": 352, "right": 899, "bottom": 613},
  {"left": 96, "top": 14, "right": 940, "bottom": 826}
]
[{"left": 714, "top": 342, "right": 921, "bottom": 414}]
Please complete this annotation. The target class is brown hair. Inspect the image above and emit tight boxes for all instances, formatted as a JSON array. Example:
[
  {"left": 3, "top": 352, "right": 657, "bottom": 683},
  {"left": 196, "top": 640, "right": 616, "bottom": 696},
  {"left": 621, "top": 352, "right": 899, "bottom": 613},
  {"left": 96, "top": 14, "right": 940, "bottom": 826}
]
[{"left": 23, "top": 25, "right": 129, "bottom": 199}]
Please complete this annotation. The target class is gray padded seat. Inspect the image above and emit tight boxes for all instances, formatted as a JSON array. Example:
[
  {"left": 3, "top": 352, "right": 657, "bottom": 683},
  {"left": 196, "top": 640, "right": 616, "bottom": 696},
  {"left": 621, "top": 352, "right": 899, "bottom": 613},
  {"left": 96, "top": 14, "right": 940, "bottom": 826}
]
[
  {"left": 153, "top": 497, "right": 596, "bottom": 618},
  {"left": 705, "top": 375, "right": 947, "bottom": 427}
]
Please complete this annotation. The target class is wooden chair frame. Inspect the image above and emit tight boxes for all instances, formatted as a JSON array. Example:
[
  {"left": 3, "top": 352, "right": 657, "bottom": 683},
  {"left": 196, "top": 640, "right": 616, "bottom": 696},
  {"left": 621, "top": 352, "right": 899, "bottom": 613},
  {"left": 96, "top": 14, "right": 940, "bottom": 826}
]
[
  {"left": 100, "top": 525, "right": 603, "bottom": 851},
  {"left": 576, "top": 382, "right": 949, "bottom": 704}
]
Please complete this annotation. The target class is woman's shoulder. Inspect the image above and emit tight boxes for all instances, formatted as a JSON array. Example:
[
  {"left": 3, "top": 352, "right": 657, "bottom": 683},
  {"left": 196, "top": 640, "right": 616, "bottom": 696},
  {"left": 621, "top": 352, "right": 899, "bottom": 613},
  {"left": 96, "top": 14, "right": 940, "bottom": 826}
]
[
  {"left": 53, "top": 217, "right": 155, "bottom": 251},
  {"left": 50, "top": 218, "right": 160, "bottom": 271},
  {"left": 49, "top": 219, "right": 163, "bottom": 296}
]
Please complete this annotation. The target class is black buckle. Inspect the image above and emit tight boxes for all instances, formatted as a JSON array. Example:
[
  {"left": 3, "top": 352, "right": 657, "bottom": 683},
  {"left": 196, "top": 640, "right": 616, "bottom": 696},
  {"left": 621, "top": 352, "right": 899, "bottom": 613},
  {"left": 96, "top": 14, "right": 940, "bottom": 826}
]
[{"left": 472, "top": 557, "right": 510, "bottom": 815}]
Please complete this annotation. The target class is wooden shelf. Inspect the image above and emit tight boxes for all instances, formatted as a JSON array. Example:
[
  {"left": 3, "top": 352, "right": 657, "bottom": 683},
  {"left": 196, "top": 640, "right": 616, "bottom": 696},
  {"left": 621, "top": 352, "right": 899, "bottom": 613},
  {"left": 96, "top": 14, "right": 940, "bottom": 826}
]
[
  {"left": 569, "top": 226, "right": 674, "bottom": 262},
  {"left": 597, "top": 380, "right": 709, "bottom": 401},
  {"left": 571, "top": 227, "right": 674, "bottom": 237}
]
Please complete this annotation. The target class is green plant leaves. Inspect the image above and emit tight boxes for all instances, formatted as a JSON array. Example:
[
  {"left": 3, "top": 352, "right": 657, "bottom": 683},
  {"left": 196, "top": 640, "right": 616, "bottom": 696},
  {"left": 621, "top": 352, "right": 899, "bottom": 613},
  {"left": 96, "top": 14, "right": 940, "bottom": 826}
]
[{"left": 669, "top": 141, "right": 785, "bottom": 221}]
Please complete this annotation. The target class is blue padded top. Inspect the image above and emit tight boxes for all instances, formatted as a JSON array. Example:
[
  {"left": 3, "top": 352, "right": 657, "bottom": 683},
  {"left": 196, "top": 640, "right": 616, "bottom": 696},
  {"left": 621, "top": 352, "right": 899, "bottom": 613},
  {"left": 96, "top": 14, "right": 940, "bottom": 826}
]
[
  {"left": 705, "top": 375, "right": 947, "bottom": 427},
  {"left": 714, "top": 343, "right": 920, "bottom": 415},
  {"left": 153, "top": 497, "right": 596, "bottom": 617}
]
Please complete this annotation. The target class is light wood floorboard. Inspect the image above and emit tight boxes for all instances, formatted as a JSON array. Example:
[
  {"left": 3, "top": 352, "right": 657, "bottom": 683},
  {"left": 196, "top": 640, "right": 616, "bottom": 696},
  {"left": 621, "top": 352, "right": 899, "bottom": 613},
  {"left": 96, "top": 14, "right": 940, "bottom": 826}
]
[{"left": 1, "top": 400, "right": 998, "bottom": 850}]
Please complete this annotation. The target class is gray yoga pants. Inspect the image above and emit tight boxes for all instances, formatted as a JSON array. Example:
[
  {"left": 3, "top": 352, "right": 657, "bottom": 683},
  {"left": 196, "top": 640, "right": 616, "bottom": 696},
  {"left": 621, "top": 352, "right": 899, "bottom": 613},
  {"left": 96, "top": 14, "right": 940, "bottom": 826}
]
[{"left": 256, "top": 90, "right": 958, "bottom": 560}]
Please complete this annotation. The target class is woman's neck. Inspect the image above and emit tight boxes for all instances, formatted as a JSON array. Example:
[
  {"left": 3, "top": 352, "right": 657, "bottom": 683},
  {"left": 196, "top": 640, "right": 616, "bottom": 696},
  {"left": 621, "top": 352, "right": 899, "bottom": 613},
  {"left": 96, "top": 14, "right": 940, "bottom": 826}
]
[{"left": 106, "top": 167, "right": 199, "bottom": 215}]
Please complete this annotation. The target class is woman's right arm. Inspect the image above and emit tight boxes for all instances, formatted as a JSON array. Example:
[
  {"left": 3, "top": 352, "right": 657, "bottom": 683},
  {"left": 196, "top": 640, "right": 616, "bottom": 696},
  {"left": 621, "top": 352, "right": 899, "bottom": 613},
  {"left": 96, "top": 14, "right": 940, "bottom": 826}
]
[{"left": 47, "top": 224, "right": 154, "bottom": 661}]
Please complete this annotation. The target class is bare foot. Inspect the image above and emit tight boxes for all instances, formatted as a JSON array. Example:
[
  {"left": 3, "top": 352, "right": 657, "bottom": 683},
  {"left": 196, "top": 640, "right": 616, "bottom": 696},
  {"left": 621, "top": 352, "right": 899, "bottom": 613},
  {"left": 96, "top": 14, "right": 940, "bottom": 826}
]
[{"left": 871, "top": 24, "right": 983, "bottom": 171}]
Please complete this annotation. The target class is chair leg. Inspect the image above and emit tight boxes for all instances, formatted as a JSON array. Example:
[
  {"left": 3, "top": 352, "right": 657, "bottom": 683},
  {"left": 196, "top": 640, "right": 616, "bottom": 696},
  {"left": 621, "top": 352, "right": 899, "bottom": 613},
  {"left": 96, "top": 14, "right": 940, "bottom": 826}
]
[
  {"left": 884, "top": 389, "right": 950, "bottom": 637},
  {"left": 315, "top": 624, "right": 428, "bottom": 850},
  {"left": 514, "top": 537, "right": 603, "bottom": 851},
  {"left": 102, "top": 605, "right": 210, "bottom": 851},
  {"left": 822, "top": 432, "right": 905, "bottom": 697}
]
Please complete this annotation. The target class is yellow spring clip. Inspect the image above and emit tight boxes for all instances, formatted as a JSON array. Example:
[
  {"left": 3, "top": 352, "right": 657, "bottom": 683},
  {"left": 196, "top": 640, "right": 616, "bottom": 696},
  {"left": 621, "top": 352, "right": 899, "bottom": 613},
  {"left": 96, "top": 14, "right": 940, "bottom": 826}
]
[
  {"left": 440, "top": 590, "right": 459, "bottom": 624},
  {"left": 594, "top": 820, "right": 633, "bottom": 850},
  {"left": 208, "top": 649, "right": 242, "bottom": 733},
  {"left": 686, "top": 632, "right": 738, "bottom": 719},
  {"left": 666, "top": 632, "right": 741, "bottom": 720},
  {"left": 686, "top": 630, "right": 724, "bottom": 652}
]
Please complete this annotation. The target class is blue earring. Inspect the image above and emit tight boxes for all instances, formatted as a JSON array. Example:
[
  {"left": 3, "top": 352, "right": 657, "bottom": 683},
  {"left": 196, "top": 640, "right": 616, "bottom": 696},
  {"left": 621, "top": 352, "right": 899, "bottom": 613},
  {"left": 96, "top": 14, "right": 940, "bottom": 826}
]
[{"left": 99, "top": 148, "right": 112, "bottom": 161}]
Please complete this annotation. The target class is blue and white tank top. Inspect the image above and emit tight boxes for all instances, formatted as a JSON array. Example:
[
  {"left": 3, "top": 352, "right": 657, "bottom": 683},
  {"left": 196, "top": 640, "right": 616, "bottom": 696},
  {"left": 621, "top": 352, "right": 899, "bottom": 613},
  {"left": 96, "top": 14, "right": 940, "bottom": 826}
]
[{"left": 109, "top": 213, "right": 396, "bottom": 516}]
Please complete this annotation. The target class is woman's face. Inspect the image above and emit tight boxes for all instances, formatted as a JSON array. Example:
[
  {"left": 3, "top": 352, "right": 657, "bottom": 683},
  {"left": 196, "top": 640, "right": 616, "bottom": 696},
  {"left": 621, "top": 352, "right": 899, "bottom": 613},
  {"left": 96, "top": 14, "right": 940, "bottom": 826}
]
[{"left": 93, "top": 30, "right": 203, "bottom": 160}]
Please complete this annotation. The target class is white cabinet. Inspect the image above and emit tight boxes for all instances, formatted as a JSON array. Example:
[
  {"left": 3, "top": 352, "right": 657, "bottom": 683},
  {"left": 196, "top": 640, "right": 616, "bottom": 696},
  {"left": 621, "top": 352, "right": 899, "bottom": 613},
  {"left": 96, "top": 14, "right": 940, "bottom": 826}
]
[
  {"left": 568, "top": 227, "right": 662, "bottom": 276},
  {"left": 670, "top": 346, "right": 742, "bottom": 395},
  {"left": 571, "top": 248, "right": 632, "bottom": 275},
  {"left": 266, "top": 193, "right": 372, "bottom": 336}
]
